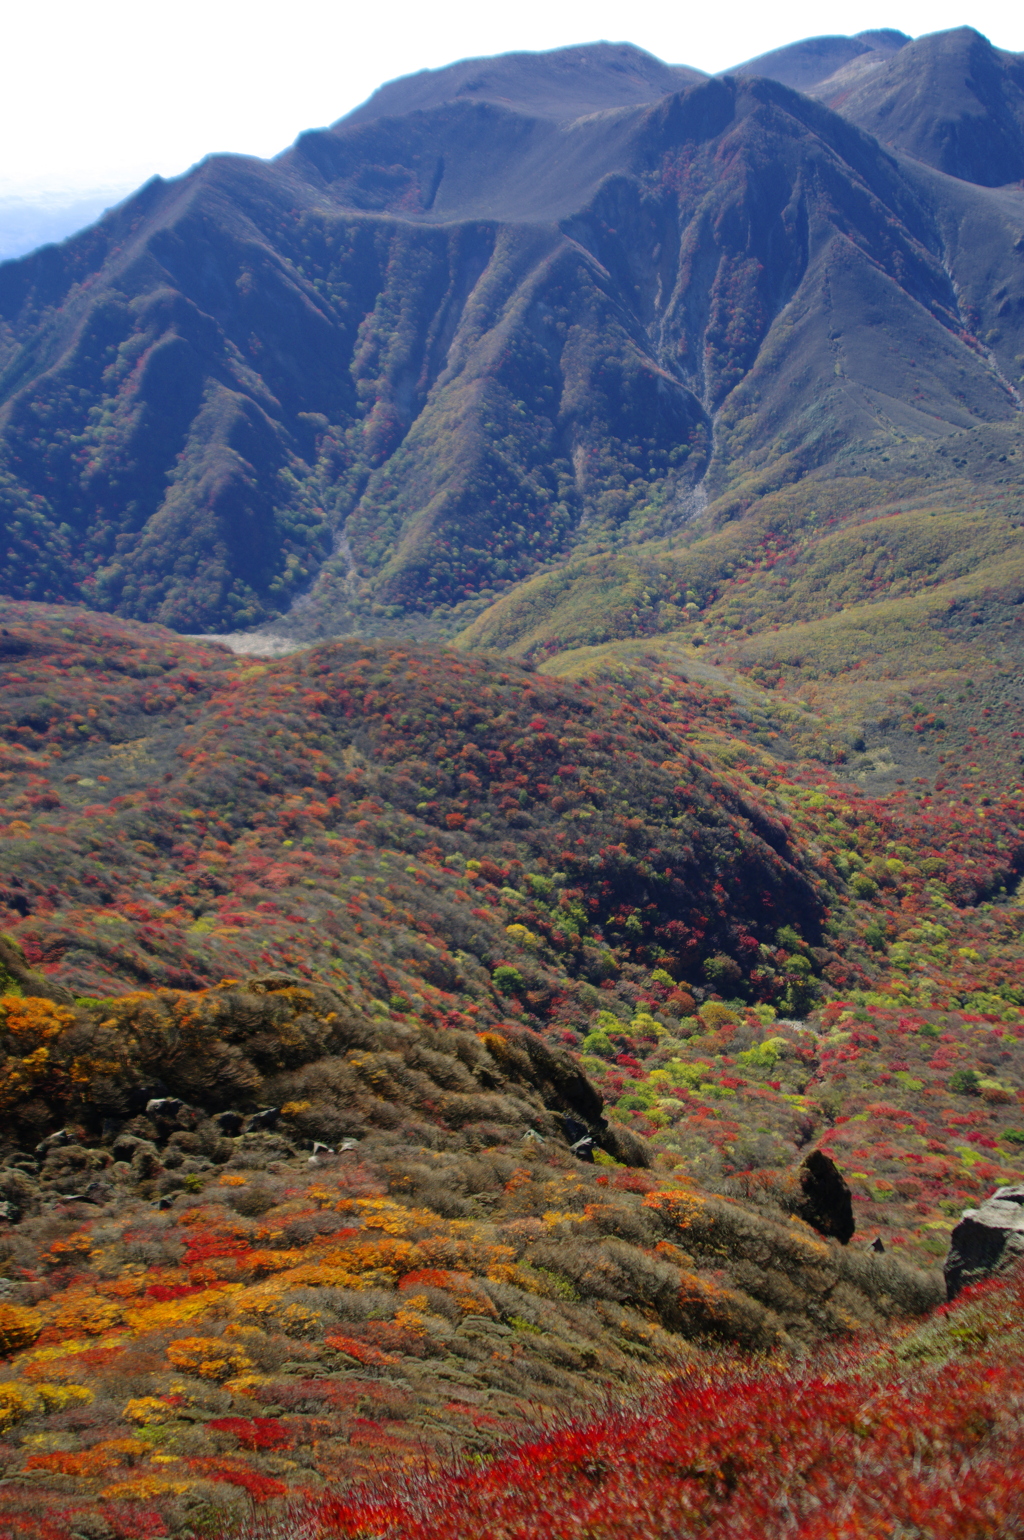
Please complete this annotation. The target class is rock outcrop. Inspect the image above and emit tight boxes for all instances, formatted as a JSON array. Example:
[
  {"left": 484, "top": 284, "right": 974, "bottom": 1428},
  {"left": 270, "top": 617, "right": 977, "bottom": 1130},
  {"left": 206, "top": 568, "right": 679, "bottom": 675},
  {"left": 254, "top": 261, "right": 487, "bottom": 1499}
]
[
  {"left": 794, "top": 1151, "right": 856, "bottom": 1244},
  {"left": 944, "top": 1186, "right": 1024, "bottom": 1299}
]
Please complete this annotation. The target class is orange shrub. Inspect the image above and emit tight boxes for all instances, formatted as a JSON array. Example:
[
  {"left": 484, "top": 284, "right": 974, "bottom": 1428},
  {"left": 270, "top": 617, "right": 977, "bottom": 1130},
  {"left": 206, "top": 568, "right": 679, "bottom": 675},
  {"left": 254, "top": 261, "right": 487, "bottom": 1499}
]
[
  {"left": 165, "top": 1335, "right": 253, "bottom": 1381},
  {"left": 0, "top": 1303, "right": 41, "bottom": 1357}
]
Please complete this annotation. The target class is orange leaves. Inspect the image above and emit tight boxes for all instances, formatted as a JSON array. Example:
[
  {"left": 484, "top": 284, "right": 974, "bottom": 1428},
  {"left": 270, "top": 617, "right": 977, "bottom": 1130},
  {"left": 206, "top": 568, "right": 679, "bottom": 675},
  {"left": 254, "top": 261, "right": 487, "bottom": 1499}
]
[
  {"left": 165, "top": 1335, "right": 253, "bottom": 1381},
  {"left": 642, "top": 1190, "right": 709, "bottom": 1231},
  {"left": 0, "top": 995, "right": 73, "bottom": 1043},
  {"left": 398, "top": 1268, "right": 467, "bottom": 1292},
  {"left": 24, "top": 1438, "right": 146, "bottom": 1479},
  {"left": 0, "top": 1303, "right": 42, "bottom": 1357},
  {"left": 325, "top": 1332, "right": 400, "bottom": 1367},
  {"left": 44, "top": 1292, "right": 124, "bottom": 1339},
  {"left": 41, "top": 1231, "right": 94, "bottom": 1268}
]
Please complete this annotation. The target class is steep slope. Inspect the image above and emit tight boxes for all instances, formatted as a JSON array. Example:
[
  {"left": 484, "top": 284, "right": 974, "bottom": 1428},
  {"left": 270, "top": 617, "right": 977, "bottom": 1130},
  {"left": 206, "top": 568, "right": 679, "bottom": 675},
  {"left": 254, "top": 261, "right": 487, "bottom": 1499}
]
[
  {"left": 2, "top": 48, "right": 1022, "bottom": 638},
  {"left": 813, "top": 27, "right": 1024, "bottom": 187}
]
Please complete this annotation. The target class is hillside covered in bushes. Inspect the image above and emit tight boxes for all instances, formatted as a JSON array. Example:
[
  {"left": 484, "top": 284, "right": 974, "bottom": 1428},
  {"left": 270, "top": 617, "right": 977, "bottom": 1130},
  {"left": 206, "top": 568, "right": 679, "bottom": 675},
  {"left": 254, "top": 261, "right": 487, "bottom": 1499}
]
[{"left": 0, "top": 599, "right": 1022, "bottom": 1534}]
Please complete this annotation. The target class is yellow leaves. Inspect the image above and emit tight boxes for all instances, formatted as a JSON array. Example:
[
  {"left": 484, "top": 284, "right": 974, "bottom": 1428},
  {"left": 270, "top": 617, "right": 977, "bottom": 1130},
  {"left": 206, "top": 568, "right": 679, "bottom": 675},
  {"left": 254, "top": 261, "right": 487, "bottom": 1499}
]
[
  {"left": 278, "top": 1303, "right": 322, "bottom": 1337},
  {"left": 0, "top": 1303, "right": 42, "bottom": 1357},
  {"left": 101, "top": 1475, "right": 191, "bottom": 1499},
  {"left": 541, "top": 1210, "right": 585, "bottom": 1229},
  {"left": 165, "top": 1335, "right": 254, "bottom": 1381},
  {"left": 354, "top": 1196, "right": 443, "bottom": 1237},
  {"left": 392, "top": 1307, "right": 429, "bottom": 1337},
  {"left": 0, "top": 1380, "right": 92, "bottom": 1428},
  {"left": 123, "top": 1287, "right": 240, "bottom": 1334},
  {"left": 218, "top": 1174, "right": 249, "bottom": 1187},
  {"left": 642, "top": 1190, "right": 710, "bottom": 1231},
  {"left": 48, "top": 1294, "right": 124, "bottom": 1337},
  {"left": 123, "top": 1396, "right": 174, "bottom": 1425},
  {"left": 505, "top": 923, "right": 541, "bottom": 947},
  {"left": 280, "top": 1100, "right": 311, "bottom": 1118},
  {"left": 0, "top": 995, "right": 74, "bottom": 1043},
  {"left": 485, "top": 1263, "right": 524, "bottom": 1288},
  {"left": 246, "top": 1249, "right": 307, "bottom": 1276}
]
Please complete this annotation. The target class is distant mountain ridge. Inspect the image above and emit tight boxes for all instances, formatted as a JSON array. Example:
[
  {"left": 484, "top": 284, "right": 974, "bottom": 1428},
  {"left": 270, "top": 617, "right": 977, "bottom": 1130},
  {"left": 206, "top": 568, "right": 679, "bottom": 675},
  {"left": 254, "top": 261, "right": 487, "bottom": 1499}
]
[{"left": 0, "top": 26, "right": 1021, "bottom": 637}]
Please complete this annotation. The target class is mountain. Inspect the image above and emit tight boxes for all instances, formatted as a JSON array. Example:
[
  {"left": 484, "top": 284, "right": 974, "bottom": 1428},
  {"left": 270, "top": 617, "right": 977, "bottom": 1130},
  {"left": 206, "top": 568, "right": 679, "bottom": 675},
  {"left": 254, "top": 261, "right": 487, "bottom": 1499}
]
[
  {"left": 810, "top": 27, "right": 1024, "bottom": 186},
  {"left": 0, "top": 27, "right": 1022, "bottom": 644},
  {"left": 344, "top": 40, "right": 706, "bottom": 124},
  {"left": 6, "top": 34, "right": 1024, "bottom": 1533},
  {"left": 726, "top": 28, "right": 910, "bottom": 92}
]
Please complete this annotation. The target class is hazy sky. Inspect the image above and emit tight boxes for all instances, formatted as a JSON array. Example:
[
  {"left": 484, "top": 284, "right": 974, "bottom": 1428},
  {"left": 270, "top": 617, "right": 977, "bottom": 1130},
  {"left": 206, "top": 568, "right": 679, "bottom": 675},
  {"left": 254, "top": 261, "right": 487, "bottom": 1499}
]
[{"left": 2, "top": 0, "right": 1021, "bottom": 213}]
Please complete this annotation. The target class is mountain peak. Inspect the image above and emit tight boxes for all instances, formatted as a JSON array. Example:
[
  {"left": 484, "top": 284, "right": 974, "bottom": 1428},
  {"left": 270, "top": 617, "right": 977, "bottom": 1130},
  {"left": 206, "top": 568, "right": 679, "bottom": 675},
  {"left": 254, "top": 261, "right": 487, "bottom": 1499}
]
[
  {"left": 813, "top": 24, "right": 1024, "bottom": 185},
  {"left": 723, "top": 30, "right": 907, "bottom": 92},
  {"left": 341, "top": 41, "right": 705, "bottom": 128}
]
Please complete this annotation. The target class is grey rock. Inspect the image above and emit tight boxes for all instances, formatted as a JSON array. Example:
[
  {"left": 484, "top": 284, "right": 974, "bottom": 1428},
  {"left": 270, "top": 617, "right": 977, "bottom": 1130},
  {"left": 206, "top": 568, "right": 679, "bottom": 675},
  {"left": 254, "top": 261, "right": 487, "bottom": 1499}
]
[
  {"left": 34, "top": 1128, "right": 72, "bottom": 1155},
  {"left": 112, "top": 1133, "right": 149, "bottom": 1162},
  {"left": 146, "top": 1097, "right": 184, "bottom": 1119},
  {"left": 944, "top": 1185, "right": 1024, "bottom": 1299},
  {"left": 245, "top": 1107, "right": 279, "bottom": 1132}
]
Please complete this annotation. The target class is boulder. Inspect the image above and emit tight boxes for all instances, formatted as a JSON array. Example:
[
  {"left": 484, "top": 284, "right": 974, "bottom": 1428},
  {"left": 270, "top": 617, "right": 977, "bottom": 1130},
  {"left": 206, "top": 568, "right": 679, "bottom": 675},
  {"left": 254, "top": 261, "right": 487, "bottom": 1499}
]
[
  {"left": 246, "top": 1107, "right": 279, "bottom": 1133},
  {"left": 944, "top": 1186, "right": 1024, "bottom": 1300},
  {"left": 794, "top": 1151, "right": 855, "bottom": 1244}
]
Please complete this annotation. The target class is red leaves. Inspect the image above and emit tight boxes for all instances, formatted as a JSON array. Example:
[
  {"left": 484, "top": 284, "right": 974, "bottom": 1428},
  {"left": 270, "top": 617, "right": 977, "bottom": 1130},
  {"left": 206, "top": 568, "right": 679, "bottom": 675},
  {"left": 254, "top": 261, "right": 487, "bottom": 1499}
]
[
  {"left": 314, "top": 1272, "right": 1024, "bottom": 1540},
  {"left": 186, "top": 1459, "right": 287, "bottom": 1500},
  {"left": 207, "top": 1416, "right": 294, "bottom": 1450}
]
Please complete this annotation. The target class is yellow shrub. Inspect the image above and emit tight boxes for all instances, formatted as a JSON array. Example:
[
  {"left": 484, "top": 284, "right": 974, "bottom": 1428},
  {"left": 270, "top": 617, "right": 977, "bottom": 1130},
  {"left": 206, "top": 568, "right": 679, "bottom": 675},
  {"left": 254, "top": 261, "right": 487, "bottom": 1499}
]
[
  {"left": 165, "top": 1336, "right": 253, "bottom": 1381},
  {"left": 101, "top": 1476, "right": 191, "bottom": 1499},
  {"left": 0, "top": 996, "right": 73, "bottom": 1043},
  {"left": 0, "top": 1303, "right": 42, "bottom": 1357},
  {"left": 393, "top": 1307, "right": 429, "bottom": 1336},
  {"left": 643, "top": 1190, "right": 710, "bottom": 1231},
  {"left": 123, "top": 1396, "right": 174, "bottom": 1425},
  {"left": 0, "top": 1380, "right": 92, "bottom": 1428},
  {"left": 49, "top": 1294, "right": 124, "bottom": 1337}
]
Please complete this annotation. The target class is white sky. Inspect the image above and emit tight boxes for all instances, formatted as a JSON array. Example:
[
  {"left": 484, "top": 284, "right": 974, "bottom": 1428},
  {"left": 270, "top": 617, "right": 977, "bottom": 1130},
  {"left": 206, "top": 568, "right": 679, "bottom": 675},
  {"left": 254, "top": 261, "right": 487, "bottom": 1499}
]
[{"left": 2, "top": 0, "right": 1021, "bottom": 204}]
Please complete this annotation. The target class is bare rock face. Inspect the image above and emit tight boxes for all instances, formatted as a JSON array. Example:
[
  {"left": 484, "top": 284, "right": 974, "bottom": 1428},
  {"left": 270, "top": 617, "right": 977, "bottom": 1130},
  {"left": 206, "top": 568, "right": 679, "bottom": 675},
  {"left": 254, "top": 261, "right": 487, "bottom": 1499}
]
[
  {"left": 944, "top": 1186, "right": 1024, "bottom": 1300},
  {"left": 794, "top": 1151, "right": 855, "bottom": 1244}
]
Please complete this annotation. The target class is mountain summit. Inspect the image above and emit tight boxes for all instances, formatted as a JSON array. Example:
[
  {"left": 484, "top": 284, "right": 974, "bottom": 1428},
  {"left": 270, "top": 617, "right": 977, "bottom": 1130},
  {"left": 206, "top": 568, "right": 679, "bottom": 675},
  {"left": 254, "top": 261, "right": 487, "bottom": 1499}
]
[{"left": 0, "top": 27, "right": 1021, "bottom": 636}]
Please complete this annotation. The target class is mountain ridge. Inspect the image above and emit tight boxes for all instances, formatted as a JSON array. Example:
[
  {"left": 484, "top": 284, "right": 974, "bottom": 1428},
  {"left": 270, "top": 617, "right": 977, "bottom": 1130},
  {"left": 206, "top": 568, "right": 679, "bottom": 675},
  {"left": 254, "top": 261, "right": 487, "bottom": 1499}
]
[{"left": 1, "top": 31, "right": 1022, "bottom": 652}]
